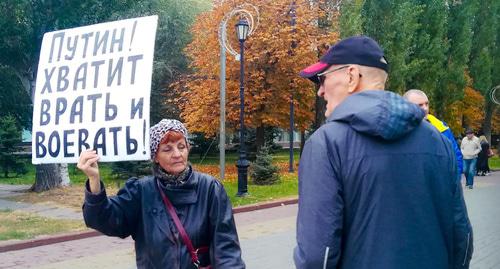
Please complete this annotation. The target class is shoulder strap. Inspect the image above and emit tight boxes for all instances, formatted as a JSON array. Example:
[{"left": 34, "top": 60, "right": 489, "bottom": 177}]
[{"left": 156, "top": 179, "right": 201, "bottom": 267}]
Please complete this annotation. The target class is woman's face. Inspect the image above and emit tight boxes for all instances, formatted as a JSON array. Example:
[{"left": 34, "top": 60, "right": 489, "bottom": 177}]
[{"left": 155, "top": 138, "right": 189, "bottom": 175}]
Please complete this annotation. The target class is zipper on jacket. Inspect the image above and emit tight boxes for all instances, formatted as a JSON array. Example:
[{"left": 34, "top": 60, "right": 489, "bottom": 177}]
[
  {"left": 323, "top": 247, "right": 330, "bottom": 269},
  {"left": 462, "top": 232, "right": 471, "bottom": 266}
]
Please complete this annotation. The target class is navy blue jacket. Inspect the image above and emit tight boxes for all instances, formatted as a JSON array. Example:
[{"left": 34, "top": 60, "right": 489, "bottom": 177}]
[
  {"left": 294, "top": 91, "right": 473, "bottom": 269},
  {"left": 83, "top": 171, "right": 245, "bottom": 269}
]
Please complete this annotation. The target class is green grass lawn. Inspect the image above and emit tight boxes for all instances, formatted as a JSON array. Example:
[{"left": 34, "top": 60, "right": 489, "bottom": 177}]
[
  {"left": 190, "top": 149, "right": 301, "bottom": 165},
  {"left": 0, "top": 160, "right": 116, "bottom": 186},
  {"left": 223, "top": 173, "right": 298, "bottom": 207},
  {"left": 489, "top": 156, "right": 500, "bottom": 170}
]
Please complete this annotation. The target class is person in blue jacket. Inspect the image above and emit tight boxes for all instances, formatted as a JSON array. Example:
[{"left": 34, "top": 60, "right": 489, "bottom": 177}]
[
  {"left": 294, "top": 36, "right": 473, "bottom": 269},
  {"left": 404, "top": 89, "right": 464, "bottom": 181}
]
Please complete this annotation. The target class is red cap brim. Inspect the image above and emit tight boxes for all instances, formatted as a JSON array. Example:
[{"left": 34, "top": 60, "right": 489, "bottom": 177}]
[{"left": 299, "top": 62, "right": 329, "bottom": 83}]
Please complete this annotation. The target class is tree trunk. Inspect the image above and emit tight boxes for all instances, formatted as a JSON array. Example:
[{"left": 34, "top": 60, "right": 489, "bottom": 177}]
[
  {"left": 28, "top": 54, "right": 69, "bottom": 191},
  {"left": 461, "top": 111, "right": 468, "bottom": 136},
  {"left": 31, "top": 164, "right": 64, "bottom": 192},
  {"left": 256, "top": 125, "right": 265, "bottom": 152},
  {"left": 60, "top": 163, "right": 71, "bottom": 186},
  {"left": 482, "top": 100, "right": 495, "bottom": 143}
]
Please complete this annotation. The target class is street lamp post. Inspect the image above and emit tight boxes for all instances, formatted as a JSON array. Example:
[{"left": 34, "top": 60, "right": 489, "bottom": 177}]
[
  {"left": 218, "top": 5, "right": 258, "bottom": 182},
  {"left": 236, "top": 19, "right": 250, "bottom": 197},
  {"left": 289, "top": 1, "right": 296, "bottom": 173}
]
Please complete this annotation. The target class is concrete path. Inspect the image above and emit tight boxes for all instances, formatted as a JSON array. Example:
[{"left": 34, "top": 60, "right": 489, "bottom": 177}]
[
  {"left": 0, "top": 184, "right": 31, "bottom": 198},
  {"left": 0, "top": 203, "right": 298, "bottom": 269},
  {"left": 462, "top": 173, "right": 500, "bottom": 268},
  {"left": 0, "top": 184, "right": 82, "bottom": 220},
  {"left": 1, "top": 173, "right": 500, "bottom": 268}
]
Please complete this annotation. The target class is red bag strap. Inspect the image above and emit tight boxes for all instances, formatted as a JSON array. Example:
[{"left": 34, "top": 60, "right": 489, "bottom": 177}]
[{"left": 156, "top": 179, "right": 201, "bottom": 267}]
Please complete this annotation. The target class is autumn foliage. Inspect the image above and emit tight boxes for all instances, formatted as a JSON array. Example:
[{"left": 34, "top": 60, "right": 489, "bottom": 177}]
[
  {"left": 445, "top": 71, "right": 500, "bottom": 137},
  {"left": 192, "top": 161, "right": 297, "bottom": 182},
  {"left": 175, "top": 0, "right": 339, "bottom": 136},
  {"left": 447, "top": 86, "right": 484, "bottom": 135}
]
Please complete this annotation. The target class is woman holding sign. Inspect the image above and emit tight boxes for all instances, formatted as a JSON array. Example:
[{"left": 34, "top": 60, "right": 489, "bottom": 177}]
[{"left": 78, "top": 119, "right": 245, "bottom": 269}]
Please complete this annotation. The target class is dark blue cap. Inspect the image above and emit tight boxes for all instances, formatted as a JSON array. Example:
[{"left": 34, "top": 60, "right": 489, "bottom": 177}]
[{"left": 300, "top": 36, "right": 388, "bottom": 83}]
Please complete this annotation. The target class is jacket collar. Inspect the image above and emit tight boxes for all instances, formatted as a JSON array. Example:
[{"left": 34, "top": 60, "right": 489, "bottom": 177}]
[
  {"left": 327, "top": 90, "right": 425, "bottom": 140},
  {"left": 157, "top": 170, "right": 198, "bottom": 205}
]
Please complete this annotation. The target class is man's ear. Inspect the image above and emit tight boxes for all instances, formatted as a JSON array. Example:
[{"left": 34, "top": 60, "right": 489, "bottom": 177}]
[{"left": 347, "top": 66, "right": 361, "bottom": 93}]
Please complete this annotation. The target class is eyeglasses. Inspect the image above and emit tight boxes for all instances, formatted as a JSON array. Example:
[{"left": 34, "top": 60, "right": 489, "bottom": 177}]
[{"left": 317, "top": 65, "right": 349, "bottom": 86}]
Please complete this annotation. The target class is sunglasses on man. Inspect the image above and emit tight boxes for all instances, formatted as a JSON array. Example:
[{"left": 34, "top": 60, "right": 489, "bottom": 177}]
[{"left": 316, "top": 65, "right": 362, "bottom": 86}]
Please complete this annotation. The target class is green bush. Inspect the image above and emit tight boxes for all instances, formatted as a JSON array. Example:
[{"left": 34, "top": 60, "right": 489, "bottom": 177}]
[
  {"left": 189, "top": 132, "right": 218, "bottom": 159},
  {"left": 110, "top": 161, "right": 151, "bottom": 180},
  {"left": 250, "top": 146, "right": 279, "bottom": 185},
  {"left": 0, "top": 116, "right": 26, "bottom": 178}
]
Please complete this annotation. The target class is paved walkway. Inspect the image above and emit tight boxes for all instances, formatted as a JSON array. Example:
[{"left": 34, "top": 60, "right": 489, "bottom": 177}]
[
  {"left": 0, "top": 185, "right": 32, "bottom": 199},
  {"left": 462, "top": 173, "right": 500, "bottom": 268},
  {"left": 1, "top": 173, "right": 500, "bottom": 268},
  {"left": 0, "top": 202, "right": 297, "bottom": 269},
  {"left": 0, "top": 184, "right": 82, "bottom": 220}
]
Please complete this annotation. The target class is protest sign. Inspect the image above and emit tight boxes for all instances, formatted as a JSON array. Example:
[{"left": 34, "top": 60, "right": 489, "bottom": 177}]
[{"left": 32, "top": 15, "right": 158, "bottom": 164}]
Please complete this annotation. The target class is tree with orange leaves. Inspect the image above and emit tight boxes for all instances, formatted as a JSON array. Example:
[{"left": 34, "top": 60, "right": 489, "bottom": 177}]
[
  {"left": 447, "top": 86, "right": 484, "bottom": 135},
  {"left": 175, "top": 0, "right": 339, "bottom": 148},
  {"left": 446, "top": 69, "right": 484, "bottom": 135}
]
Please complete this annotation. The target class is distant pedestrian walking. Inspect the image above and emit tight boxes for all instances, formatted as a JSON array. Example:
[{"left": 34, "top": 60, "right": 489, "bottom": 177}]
[
  {"left": 294, "top": 35, "right": 473, "bottom": 269},
  {"left": 476, "top": 135, "right": 492, "bottom": 176},
  {"left": 461, "top": 129, "right": 481, "bottom": 189}
]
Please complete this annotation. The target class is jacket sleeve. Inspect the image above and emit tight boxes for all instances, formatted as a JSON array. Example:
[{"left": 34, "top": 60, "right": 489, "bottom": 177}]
[
  {"left": 82, "top": 178, "right": 141, "bottom": 238},
  {"left": 473, "top": 140, "right": 482, "bottom": 155},
  {"left": 209, "top": 181, "right": 245, "bottom": 269},
  {"left": 442, "top": 129, "right": 463, "bottom": 174},
  {"left": 294, "top": 135, "right": 343, "bottom": 269},
  {"left": 452, "top": 181, "right": 473, "bottom": 268}
]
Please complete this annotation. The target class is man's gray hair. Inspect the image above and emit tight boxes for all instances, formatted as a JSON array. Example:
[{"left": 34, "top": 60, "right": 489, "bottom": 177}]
[{"left": 403, "top": 89, "right": 428, "bottom": 100}]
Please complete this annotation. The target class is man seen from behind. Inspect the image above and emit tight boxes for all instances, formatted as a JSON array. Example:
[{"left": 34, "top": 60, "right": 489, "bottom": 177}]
[{"left": 294, "top": 36, "right": 473, "bottom": 269}]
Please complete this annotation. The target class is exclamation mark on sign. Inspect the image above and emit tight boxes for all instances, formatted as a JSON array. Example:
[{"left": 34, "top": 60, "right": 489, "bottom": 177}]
[
  {"left": 129, "top": 20, "right": 137, "bottom": 51},
  {"left": 143, "top": 119, "right": 147, "bottom": 155}
]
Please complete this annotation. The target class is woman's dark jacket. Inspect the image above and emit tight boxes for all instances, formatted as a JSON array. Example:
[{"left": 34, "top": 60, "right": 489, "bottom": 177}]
[
  {"left": 477, "top": 141, "right": 491, "bottom": 172},
  {"left": 83, "top": 171, "right": 245, "bottom": 269}
]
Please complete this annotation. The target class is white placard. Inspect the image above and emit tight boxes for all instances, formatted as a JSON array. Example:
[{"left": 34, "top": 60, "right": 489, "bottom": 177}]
[{"left": 32, "top": 16, "right": 158, "bottom": 164}]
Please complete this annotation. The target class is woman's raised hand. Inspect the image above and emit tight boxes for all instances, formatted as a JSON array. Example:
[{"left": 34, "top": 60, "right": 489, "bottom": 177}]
[{"left": 77, "top": 149, "right": 101, "bottom": 193}]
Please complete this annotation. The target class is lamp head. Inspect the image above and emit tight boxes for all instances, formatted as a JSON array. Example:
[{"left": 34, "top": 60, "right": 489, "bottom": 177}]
[{"left": 235, "top": 19, "right": 250, "bottom": 42}]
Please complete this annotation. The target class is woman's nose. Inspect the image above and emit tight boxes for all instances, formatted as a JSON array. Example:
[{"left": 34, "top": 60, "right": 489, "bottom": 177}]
[{"left": 171, "top": 148, "right": 182, "bottom": 157}]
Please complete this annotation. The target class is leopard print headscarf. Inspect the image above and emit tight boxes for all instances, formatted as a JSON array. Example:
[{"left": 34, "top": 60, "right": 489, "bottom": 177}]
[{"left": 149, "top": 119, "right": 189, "bottom": 160}]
